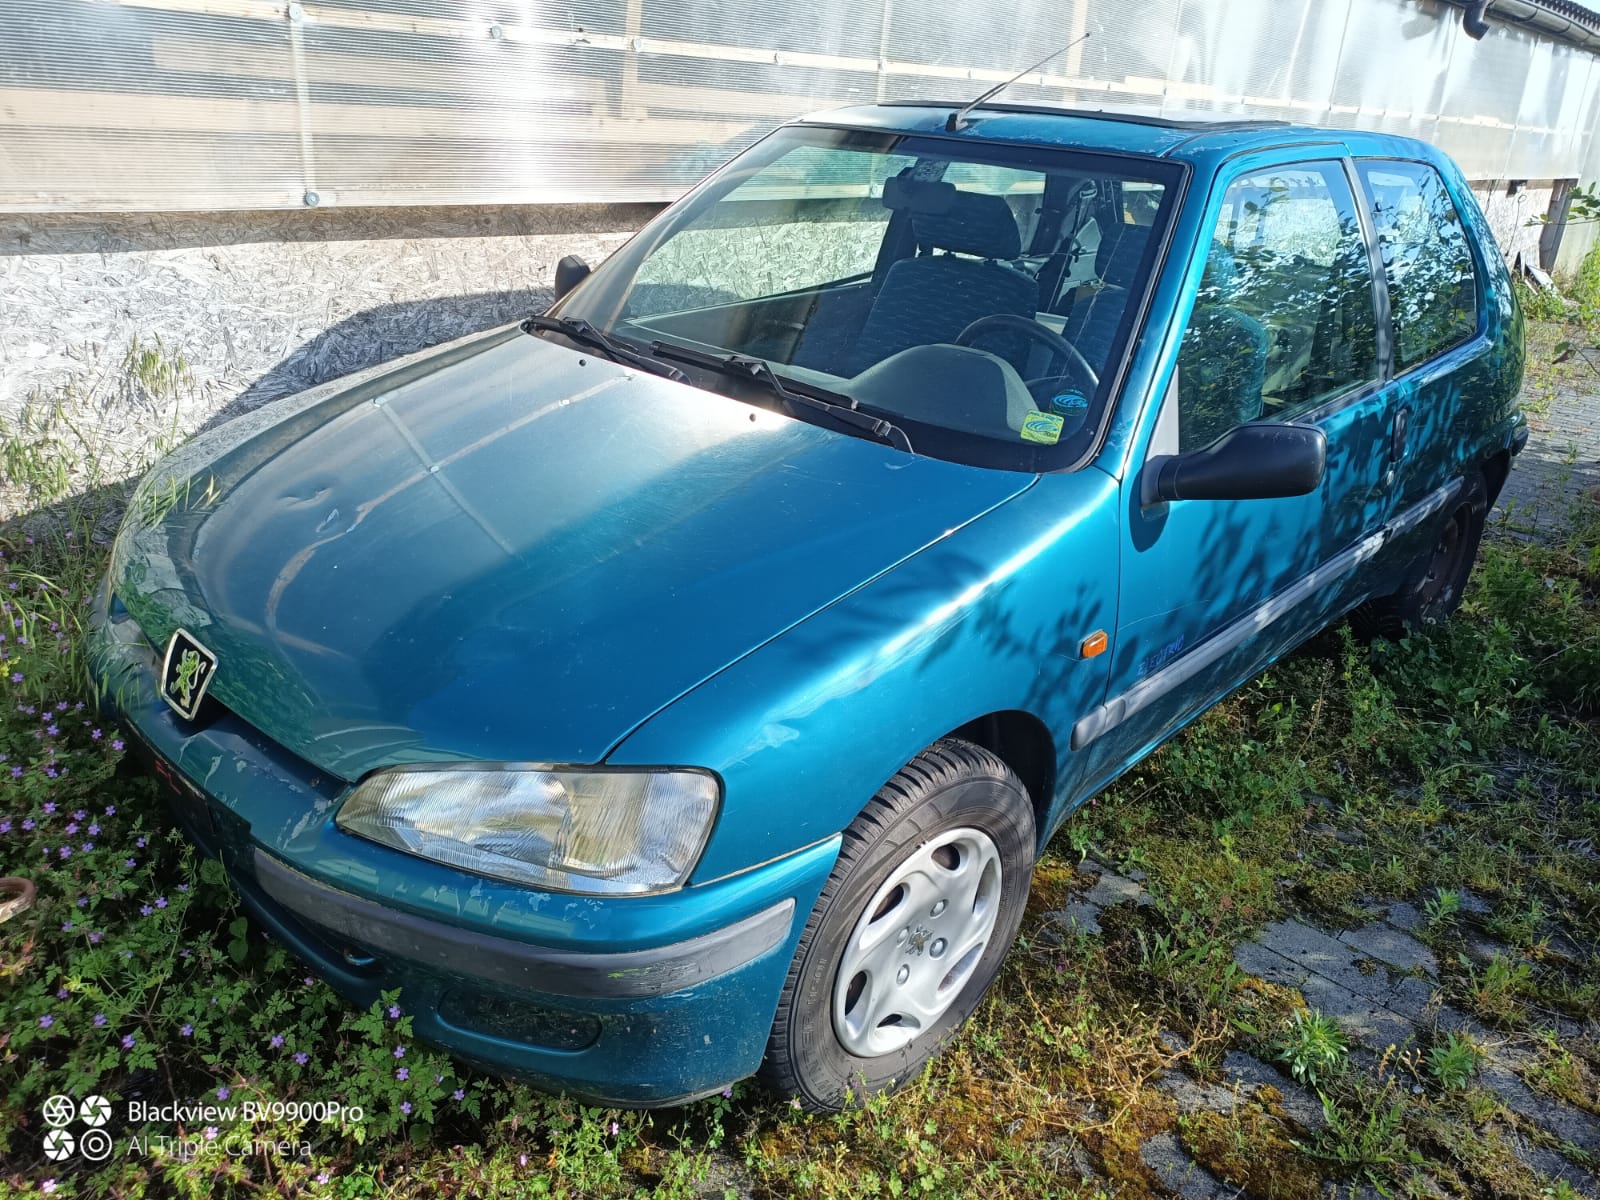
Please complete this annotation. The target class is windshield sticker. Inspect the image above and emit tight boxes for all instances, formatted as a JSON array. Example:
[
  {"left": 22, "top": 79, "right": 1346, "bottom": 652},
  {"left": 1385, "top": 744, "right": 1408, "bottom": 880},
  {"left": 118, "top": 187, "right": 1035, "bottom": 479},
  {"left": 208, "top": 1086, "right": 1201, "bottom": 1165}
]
[
  {"left": 1020, "top": 411, "right": 1065, "bottom": 445},
  {"left": 1050, "top": 390, "right": 1090, "bottom": 416}
]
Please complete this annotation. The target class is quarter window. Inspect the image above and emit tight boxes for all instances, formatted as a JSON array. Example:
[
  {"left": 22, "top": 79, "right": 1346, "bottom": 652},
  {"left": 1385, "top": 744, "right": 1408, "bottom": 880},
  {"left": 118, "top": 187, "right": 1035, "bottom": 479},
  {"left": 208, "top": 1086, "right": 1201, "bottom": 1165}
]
[
  {"left": 1357, "top": 161, "right": 1479, "bottom": 371},
  {"left": 1176, "top": 163, "right": 1379, "bottom": 451}
]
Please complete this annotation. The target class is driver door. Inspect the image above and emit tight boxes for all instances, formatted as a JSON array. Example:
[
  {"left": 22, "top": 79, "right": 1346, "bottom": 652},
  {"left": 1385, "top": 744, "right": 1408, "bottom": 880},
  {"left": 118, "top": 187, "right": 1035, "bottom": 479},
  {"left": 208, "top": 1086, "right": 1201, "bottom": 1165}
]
[{"left": 1074, "top": 153, "right": 1397, "bottom": 776}]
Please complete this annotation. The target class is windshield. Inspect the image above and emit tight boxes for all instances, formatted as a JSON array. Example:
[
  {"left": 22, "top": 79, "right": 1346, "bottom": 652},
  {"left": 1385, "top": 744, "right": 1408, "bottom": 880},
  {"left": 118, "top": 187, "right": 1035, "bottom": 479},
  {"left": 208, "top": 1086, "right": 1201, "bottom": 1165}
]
[{"left": 555, "top": 125, "right": 1182, "bottom": 471}]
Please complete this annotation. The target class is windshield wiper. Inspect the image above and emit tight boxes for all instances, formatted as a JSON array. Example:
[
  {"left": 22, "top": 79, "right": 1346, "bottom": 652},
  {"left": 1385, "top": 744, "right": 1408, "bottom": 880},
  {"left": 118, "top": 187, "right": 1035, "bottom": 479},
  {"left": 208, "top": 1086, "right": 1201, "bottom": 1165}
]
[
  {"left": 523, "top": 315, "right": 687, "bottom": 382},
  {"left": 647, "top": 341, "right": 914, "bottom": 455}
]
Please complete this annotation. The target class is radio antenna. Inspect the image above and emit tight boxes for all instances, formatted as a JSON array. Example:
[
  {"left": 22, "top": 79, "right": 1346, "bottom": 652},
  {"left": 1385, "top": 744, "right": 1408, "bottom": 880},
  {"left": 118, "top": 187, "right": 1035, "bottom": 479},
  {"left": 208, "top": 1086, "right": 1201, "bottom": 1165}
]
[{"left": 945, "top": 33, "right": 1091, "bottom": 132}]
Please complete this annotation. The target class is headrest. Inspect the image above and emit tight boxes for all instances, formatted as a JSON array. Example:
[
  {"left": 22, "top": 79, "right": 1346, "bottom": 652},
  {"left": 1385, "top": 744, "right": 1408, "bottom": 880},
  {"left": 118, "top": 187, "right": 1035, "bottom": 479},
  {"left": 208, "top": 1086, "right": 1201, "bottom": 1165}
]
[
  {"left": 1199, "top": 240, "right": 1242, "bottom": 300},
  {"left": 882, "top": 177, "right": 1022, "bottom": 260}
]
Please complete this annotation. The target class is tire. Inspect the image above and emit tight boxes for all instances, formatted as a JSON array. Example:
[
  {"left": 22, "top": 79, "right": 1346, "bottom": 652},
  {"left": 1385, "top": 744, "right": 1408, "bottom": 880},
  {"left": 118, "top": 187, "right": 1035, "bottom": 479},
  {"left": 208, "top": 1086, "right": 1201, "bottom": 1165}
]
[
  {"left": 1351, "top": 473, "right": 1487, "bottom": 641},
  {"left": 759, "top": 738, "right": 1035, "bottom": 1112}
]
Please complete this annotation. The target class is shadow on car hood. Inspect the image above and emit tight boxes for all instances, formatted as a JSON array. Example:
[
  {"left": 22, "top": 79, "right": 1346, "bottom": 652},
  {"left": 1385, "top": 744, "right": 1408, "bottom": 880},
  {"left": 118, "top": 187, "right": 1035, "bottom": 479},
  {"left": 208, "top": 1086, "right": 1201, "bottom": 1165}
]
[{"left": 110, "top": 328, "right": 1034, "bottom": 780}]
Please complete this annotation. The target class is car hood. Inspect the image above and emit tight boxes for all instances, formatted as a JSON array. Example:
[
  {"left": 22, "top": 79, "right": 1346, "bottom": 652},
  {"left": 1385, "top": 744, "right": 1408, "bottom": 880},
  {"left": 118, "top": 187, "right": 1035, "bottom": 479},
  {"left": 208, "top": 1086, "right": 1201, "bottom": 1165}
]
[{"left": 110, "top": 327, "right": 1033, "bottom": 780}]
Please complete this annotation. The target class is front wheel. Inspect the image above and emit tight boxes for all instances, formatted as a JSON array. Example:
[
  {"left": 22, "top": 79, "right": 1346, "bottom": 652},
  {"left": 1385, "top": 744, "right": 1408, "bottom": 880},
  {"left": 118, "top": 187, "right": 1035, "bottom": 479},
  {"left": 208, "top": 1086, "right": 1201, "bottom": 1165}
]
[{"left": 759, "top": 739, "right": 1035, "bottom": 1112}]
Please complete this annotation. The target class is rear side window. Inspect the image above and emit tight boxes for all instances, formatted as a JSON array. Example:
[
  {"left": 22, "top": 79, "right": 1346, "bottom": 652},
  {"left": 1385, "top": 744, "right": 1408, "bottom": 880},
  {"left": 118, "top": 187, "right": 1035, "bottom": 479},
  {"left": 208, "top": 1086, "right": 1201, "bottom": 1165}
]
[
  {"left": 1356, "top": 161, "right": 1479, "bottom": 372},
  {"left": 1176, "top": 162, "right": 1379, "bottom": 450}
]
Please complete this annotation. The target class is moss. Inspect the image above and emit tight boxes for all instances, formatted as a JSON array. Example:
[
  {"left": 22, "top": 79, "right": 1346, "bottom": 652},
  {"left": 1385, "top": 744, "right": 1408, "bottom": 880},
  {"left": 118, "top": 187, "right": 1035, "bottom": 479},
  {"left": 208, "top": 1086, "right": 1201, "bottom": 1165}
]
[{"left": 1179, "top": 1105, "right": 1324, "bottom": 1199}]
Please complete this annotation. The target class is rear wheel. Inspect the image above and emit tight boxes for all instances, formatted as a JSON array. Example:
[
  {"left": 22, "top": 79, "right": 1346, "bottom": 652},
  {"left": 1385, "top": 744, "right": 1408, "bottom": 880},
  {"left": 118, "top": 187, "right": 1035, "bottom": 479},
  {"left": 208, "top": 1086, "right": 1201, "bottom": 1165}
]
[
  {"left": 1352, "top": 473, "right": 1487, "bottom": 640},
  {"left": 760, "top": 739, "right": 1035, "bottom": 1112}
]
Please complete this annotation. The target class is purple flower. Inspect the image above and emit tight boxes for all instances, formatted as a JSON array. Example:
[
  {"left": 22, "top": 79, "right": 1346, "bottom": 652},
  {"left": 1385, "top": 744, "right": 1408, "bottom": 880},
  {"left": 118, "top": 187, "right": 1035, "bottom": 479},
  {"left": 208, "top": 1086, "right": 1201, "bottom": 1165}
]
[
  {"left": 94, "top": 1013, "right": 107, "bottom": 1027},
  {"left": 316, "top": 1172, "right": 330, "bottom": 1185},
  {"left": 204, "top": 1126, "right": 218, "bottom": 1141},
  {"left": 124, "top": 858, "right": 135, "bottom": 868},
  {"left": 111, "top": 740, "right": 124, "bottom": 752},
  {"left": 88, "top": 824, "right": 99, "bottom": 836},
  {"left": 76, "top": 896, "right": 86, "bottom": 907},
  {"left": 64, "top": 823, "right": 78, "bottom": 836},
  {"left": 136, "top": 836, "right": 146, "bottom": 849},
  {"left": 88, "top": 931, "right": 101, "bottom": 944},
  {"left": 178, "top": 883, "right": 189, "bottom": 892},
  {"left": 45, "top": 724, "right": 58, "bottom": 736},
  {"left": 722, "top": 1087, "right": 733, "bottom": 1098},
  {"left": 396, "top": 1067, "right": 409, "bottom": 1081},
  {"left": 293, "top": 1051, "right": 309, "bottom": 1065},
  {"left": 38, "top": 1014, "right": 53, "bottom": 1028},
  {"left": 453, "top": 1088, "right": 465, "bottom": 1101},
  {"left": 10, "top": 672, "right": 21, "bottom": 683},
  {"left": 610, "top": 1121, "right": 619, "bottom": 1136},
  {"left": 72, "top": 809, "right": 85, "bottom": 821},
  {"left": 81, "top": 843, "right": 94, "bottom": 852},
  {"left": 387, "top": 1003, "right": 402, "bottom": 1019},
  {"left": 61, "top": 921, "right": 73, "bottom": 932},
  {"left": 393, "top": 1045, "right": 405, "bottom": 1059},
  {"left": 155, "top": 897, "right": 167, "bottom": 909},
  {"left": 269, "top": 1034, "right": 284, "bottom": 1049},
  {"left": 13, "top": 769, "right": 24, "bottom": 781},
  {"left": 216, "top": 1085, "right": 230, "bottom": 1101},
  {"left": 0, "top": 820, "right": 9, "bottom": 834},
  {"left": 400, "top": 1100, "right": 412, "bottom": 1116},
  {"left": 122, "top": 1033, "right": 136, "bottom": 1049},
  {"left": 42, "top": 801, "right": 56, "bottom": 814},
  {"left": 20, "top": 817, "right": 32, "bottom": 828},
  {"left": 104, "top": 804, "right": 116, "bottom": 815},
  {"left": 43, "top": 767, "right": 57, "bottom": 780},
  {"left": 140, "top": 905, "right": 153, "bottom": 917},
  {"left": 91, "top": 729, "right": 101, "bottom": 740},
  {"left": 57, "top": 845, "right": 70, "bottom": 859},
  {"left": 41, "top": 1181, "right": 56, "bottom": 1195}
]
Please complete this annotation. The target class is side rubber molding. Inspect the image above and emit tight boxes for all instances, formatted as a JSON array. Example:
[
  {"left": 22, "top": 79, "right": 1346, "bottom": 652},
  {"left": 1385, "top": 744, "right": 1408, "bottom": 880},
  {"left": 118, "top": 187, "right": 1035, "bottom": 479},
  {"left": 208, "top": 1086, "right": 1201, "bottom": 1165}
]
[{"left": 1072, "top": 478, "right": 1462, "bottom": 750}]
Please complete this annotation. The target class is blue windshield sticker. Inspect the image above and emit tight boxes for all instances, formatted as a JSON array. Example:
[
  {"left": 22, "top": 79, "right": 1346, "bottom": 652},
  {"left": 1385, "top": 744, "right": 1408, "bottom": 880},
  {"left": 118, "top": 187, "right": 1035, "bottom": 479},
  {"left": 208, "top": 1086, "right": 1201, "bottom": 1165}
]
[{"left": 1051, "top": 390, "right": 1090, "bottom": 415}]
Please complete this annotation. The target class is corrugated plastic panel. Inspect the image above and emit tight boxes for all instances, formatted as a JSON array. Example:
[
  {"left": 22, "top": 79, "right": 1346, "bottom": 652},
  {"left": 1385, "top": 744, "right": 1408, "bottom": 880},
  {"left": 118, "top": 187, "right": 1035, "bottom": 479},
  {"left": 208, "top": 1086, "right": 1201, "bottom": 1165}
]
[{"left": 1, "top": 0, "right": 1596, "bottom": 212}]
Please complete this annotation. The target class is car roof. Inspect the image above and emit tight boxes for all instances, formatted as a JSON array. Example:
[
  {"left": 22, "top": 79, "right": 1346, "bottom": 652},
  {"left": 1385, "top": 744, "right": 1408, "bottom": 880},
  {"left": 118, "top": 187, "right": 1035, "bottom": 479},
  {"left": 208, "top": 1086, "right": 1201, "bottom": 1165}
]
[{"left": 793, "top": 102, "right": 1439, "bottom": 168}]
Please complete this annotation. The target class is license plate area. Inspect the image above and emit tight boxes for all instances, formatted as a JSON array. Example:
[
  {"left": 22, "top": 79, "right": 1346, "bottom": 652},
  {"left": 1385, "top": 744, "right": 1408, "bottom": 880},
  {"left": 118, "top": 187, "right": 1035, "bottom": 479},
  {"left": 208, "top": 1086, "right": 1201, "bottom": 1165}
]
[{"left": 150, "top": 751, "right": 219, "bottom": 843}]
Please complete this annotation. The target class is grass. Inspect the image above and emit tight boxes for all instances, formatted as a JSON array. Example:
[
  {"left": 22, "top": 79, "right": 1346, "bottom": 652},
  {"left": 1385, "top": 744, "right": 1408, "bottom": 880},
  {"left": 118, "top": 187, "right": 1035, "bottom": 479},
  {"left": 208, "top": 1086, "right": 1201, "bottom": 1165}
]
[{"left": 1, "top": 326, "right": 1597, "bottom": 1198}]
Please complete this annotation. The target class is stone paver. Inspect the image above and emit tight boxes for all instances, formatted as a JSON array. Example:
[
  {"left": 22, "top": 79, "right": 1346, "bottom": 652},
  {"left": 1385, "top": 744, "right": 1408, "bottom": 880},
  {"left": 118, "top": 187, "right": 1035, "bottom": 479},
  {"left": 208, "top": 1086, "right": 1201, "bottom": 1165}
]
[
  {"left": 1139, "top": 1132, "right": 1239, "bottom": 1199},
  {"left": 1507, "top": 1133, "right": 1600, "bottom": 1198},
  {"left": 1045, "top": 864, "right": 1600, "bottom": 1193},
  {"left": 1218, "top": 1051, "right": 1327, "bottom": 1132},
  {"left": 1337, "top": 922, "right": 1439, "bottom": 977}
]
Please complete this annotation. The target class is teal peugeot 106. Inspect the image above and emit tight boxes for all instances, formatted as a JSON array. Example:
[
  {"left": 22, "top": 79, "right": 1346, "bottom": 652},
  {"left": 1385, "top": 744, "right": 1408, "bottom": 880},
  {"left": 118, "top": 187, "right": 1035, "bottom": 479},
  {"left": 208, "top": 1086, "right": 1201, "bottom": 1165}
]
[{"left": 91, "top": 101, "right": 1525, "bottom": 1111}]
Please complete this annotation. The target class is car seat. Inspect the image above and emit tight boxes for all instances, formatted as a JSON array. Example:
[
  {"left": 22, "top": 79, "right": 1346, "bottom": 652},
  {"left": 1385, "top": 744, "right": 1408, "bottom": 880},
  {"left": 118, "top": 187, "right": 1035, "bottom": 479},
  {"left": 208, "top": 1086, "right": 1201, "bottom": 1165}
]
[
  {"left": 1176, "top": 242, "right": 1269, "bottom": 452},
  {"left": 842, "top": 182, "right": 1038, "bottom": 374}
]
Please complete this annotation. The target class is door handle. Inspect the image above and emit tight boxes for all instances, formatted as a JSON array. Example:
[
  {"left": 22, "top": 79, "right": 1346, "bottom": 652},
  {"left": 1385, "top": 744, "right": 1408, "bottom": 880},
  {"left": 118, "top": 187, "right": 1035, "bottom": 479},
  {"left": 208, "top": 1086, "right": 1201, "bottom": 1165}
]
[{"left": 1389, "top": 407, "right": 1410, "bottom": 465}]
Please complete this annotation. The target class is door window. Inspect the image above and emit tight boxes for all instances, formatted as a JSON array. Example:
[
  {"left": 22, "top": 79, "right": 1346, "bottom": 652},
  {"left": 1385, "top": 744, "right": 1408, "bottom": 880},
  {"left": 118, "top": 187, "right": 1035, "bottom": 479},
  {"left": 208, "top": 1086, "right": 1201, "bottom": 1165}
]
[
  {"left": 1177, "top": 162, "right": 1380, "bottom": 451},
  {"left": 1356, "top": 161, "right": 1479, "bottom": 371}
]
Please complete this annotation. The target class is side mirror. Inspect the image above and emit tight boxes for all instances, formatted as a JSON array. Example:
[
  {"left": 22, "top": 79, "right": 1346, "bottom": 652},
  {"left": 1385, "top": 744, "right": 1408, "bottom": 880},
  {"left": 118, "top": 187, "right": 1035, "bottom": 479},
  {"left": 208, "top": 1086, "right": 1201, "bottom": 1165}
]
[
  {"left": 1141, "top": 423, "right": 1326, "bottom": 506},
  {"left": 553, "top": 254, "right": 592, "bottom": 301}
]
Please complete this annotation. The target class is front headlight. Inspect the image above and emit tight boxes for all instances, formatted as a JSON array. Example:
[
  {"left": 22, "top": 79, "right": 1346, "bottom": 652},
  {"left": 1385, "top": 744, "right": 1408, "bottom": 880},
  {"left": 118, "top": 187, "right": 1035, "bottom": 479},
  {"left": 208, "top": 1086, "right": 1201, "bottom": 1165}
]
[{"left": 336, "top": 766, "right": 720, "bottom": 895}]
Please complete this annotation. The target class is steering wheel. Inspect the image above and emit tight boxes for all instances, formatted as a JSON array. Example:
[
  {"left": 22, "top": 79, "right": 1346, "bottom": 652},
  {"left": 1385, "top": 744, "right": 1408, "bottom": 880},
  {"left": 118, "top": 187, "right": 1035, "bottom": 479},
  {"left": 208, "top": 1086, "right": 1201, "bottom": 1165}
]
[{"left": 954, "top": 313, "right": 1100, "bottom": 397}]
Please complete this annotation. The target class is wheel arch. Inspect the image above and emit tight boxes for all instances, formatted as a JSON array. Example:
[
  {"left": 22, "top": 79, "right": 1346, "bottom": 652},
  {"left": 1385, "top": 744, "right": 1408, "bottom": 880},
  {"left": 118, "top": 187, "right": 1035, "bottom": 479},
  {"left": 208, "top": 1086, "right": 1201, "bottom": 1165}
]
[
  {"left": 1481, "top": 447, "right": 1511, "bottom": 510},
  {"left": 944, "top": 709, "right": 1057, "bottom": 853}
]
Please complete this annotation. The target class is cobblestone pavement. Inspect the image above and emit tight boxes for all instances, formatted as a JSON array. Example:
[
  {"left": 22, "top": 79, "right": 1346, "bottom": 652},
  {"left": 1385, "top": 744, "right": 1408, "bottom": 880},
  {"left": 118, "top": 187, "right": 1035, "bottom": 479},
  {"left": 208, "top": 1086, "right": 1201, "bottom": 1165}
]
[
  {"left": 1046, "top": 858, "right": 1600, "bottom": 1199},
  {"left": 1496, "top": 358, "right": 1600, "bottom": 533}
]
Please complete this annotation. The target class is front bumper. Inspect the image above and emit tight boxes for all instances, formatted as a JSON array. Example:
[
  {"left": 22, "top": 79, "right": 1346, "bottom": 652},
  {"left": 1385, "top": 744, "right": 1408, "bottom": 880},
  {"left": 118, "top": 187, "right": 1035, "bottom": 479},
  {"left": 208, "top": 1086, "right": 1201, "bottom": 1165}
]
[{"left": 90, "top": 591, "right": 837, "bottom": 1106}]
